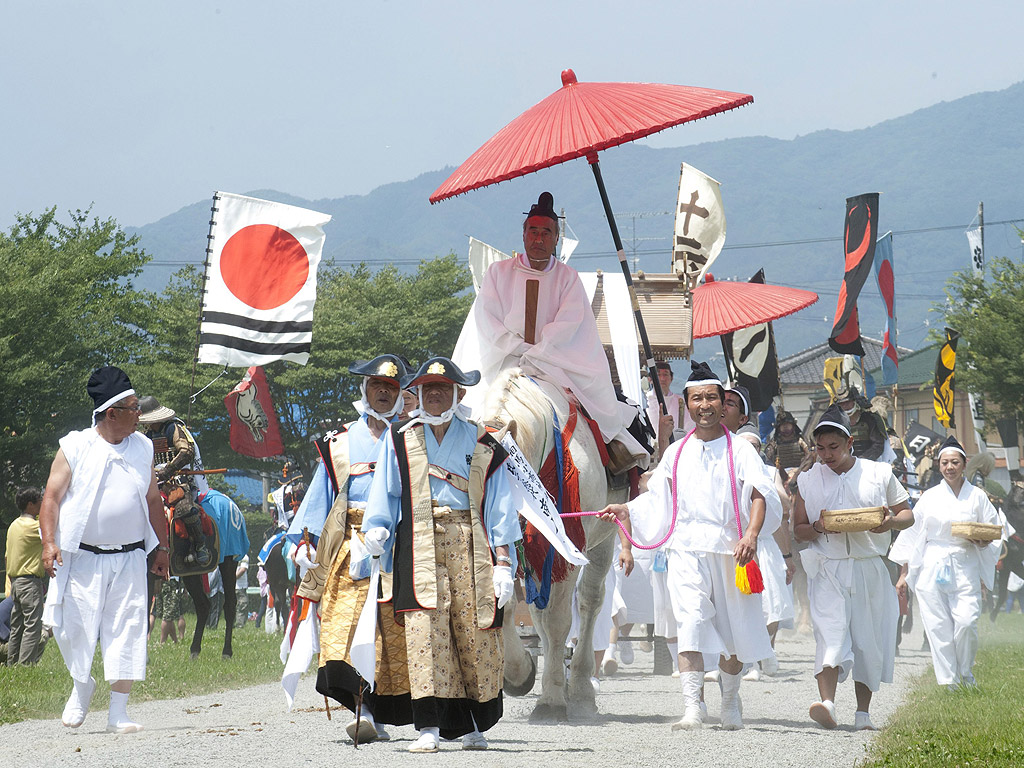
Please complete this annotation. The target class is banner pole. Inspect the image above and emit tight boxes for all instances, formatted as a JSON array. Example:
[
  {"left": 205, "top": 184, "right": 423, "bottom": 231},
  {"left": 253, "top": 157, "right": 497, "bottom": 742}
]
[{"left": 188, "top": 192, "right": 221, "bottom": 425}]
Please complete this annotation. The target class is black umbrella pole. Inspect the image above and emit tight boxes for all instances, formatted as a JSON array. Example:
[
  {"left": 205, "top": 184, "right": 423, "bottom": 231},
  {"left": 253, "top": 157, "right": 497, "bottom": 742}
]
[{"left": 590, "top": 160, "right": 667, "bottom": 415}]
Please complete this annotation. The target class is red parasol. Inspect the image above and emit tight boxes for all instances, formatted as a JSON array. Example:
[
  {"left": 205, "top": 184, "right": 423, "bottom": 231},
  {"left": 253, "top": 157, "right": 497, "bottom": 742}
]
[
  {"left": 692, "top": 273, "right": 819, "bottom": 339},
  {"left": 430, "top": 69, "right": 753, "bottom": 412}
]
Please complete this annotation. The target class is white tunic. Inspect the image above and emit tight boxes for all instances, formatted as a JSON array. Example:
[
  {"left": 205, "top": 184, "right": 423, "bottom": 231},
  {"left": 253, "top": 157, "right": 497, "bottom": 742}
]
[
  {"left": 797, "top": 459, "right": 909, "bottom": 689},
  {"left": 453, "top": 253, "right": 640, "bottom": 451},
  {"left": 889, "top": 479, "right": 1006, "bottom": 685},
  {"left": 626, "top": 429, "right": 781, "bottom": 662}
]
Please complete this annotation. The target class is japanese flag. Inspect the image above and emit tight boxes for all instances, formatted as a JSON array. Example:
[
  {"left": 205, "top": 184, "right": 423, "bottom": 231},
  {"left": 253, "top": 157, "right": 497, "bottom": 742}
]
[{"left": 198, "top": 192, "right": 331, "bottom": 366}]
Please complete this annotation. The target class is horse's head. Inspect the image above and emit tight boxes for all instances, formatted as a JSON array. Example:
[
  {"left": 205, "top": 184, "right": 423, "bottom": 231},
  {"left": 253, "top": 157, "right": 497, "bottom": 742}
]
[{"left": 480, "top": 368, "right": 555, "bottom": 470}]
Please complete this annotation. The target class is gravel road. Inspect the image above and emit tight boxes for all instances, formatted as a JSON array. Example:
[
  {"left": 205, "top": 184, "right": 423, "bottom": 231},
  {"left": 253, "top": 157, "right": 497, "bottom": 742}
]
[{"left": 2, "top": 624, "right": 932, "bottom": 767}]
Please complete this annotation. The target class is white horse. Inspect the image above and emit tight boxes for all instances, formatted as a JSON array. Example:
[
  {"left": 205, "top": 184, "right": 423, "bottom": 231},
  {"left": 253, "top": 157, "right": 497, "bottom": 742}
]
[{"left": 482, "top": 369, "right": 627, "bottom": 721}]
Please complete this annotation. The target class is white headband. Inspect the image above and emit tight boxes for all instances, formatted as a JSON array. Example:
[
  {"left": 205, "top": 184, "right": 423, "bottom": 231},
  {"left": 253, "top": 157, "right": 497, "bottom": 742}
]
[
  {"left": 684, "top": 378, "right": 723, "bottom": 390},
  {"left": 91, "top": 388, "right": 135, "bottom": 426},
  {"left": 815, "top": 419, "right": 851, "bottom": 437}
]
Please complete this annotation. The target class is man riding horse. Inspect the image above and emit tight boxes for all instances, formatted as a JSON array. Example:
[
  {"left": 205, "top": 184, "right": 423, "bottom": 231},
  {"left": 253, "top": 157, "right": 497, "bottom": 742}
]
[{"left": 453, "top": 191, "right": 650, "bottom": 475}]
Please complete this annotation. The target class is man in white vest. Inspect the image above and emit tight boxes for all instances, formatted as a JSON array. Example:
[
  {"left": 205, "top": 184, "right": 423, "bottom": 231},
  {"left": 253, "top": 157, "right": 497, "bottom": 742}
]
[{"left": 40, "top": 366, "right": 169, "bottom": 733}]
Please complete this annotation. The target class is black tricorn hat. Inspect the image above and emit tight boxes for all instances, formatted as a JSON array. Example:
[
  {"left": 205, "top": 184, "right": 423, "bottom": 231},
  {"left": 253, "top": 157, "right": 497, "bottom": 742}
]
[
  {"left": 349, "top": 354, "right": 411, "bottom": 382},
  {"left": 814, "top": 403, "right": 852, "bottom": 437},
  {"left": 525, "top": 191, "right": 560, "bottom": 225},
  {"left": 401, "top": 356, "right": 480, "bottom": 389}
]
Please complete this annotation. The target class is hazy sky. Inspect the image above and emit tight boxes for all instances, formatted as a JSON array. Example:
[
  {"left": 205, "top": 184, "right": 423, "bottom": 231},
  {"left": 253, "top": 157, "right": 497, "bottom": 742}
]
[{"left": 4, "top": 1, "right": 1023, "bottom": 230}]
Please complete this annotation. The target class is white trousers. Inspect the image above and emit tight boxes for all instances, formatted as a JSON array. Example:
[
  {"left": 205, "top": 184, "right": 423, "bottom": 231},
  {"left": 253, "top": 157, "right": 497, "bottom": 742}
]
[
  {"left": 914, "top": 550, "right": 982, "bottom": 685},
  {"left": 807, "top": 556, "right": 897, "bottom": 691},
  {"left": 52, "top": 549, "right": 149, "bottom": 683},
  {"left": 667, "top": 549, "right": 773, "bottom": 663}
]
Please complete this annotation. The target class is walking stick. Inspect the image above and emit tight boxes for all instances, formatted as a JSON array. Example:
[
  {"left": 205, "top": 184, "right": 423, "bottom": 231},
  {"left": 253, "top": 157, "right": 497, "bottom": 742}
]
[
  {"left": 353, "top": 684, "right": 364, "bottom": 749},
  {"left": 323, "top": 695, "right": 331, "bottom": 721}
]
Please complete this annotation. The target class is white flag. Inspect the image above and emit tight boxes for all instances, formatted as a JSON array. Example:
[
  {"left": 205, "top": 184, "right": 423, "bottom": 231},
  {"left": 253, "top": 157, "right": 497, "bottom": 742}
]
[
  {"left": 349, "top": 558, "right": 380, "bottom": 690},
  {"left": 559, "top": 236, "right": 579, "bottom": 264},
  {"left": 965, "top": 227, "right": 984, "bottom": 277},
  {"left": 198, "top": 192, "right": 331, "bottom": 366},
  {"left": 467, "top": 237, "right": 511, "bottom": 294},
  {"left": 672, "top": 164, "right": 726, "bottom": 284},
  {"left": 500, "top": 435, "right": 588, "bottom": 566}
]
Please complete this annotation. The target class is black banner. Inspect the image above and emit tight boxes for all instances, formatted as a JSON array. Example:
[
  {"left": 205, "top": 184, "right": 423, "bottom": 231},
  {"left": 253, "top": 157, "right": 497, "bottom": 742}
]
[
  {"left": 721, "top": 269, "right": 780, "bottom": 412},
  {"left": 829, "top": 193, "right": 880, "bottom": 356}
]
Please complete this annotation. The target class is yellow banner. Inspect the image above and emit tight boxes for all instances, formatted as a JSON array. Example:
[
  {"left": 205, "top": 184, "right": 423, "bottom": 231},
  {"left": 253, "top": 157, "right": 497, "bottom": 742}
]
[
  {"left": 823, "top": 357, "right": 844, "bottom": 401},
  {"left": 933, "top": 328, "right": 960, "bottom": 428}
]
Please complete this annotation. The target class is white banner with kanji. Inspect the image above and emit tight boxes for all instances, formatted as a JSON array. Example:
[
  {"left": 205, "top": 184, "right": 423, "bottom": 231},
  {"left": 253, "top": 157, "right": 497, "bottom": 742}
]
[{"left": 672, "top": 163, "right": 726, "bottom": 285}]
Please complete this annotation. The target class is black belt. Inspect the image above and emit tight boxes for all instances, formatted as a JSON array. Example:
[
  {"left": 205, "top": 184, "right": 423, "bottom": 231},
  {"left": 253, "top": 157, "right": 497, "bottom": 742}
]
[{"left": 78, "top": 540, "right": 145, "bottom": 555}]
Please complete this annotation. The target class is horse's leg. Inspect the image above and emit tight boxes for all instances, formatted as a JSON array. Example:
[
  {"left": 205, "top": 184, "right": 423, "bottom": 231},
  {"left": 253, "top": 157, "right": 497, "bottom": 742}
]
[
  {"left": 220, "top": 560, "right": 237, "bottom": 658},
  {"left": 568, "top": 532, "right": 614, "bottom": 718},
  {"left": 183, "top": 575, "right": 210, "bottom": 658},
  {"left": 502, "top": 591, "right": 537, "bottom": 696},
  {"left": 991, "top": 565, "right": 1012, "bottom": 623},
  {"left": 529, "top": 576, "right": 576, "bottom": 723}
]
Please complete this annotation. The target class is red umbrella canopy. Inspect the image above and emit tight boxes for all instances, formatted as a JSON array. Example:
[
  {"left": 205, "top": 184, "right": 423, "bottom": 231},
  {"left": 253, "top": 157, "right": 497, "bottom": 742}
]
[
  {"left": 429, "top": 69, "right": 753, "bottom": 203},
  {"left": 692, "top": 274, "right": 819, "bottom": 339}
]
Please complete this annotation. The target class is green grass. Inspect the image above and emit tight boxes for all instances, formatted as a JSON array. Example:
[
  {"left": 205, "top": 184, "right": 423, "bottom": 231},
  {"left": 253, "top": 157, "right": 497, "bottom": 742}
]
[
  {"left": 0, "top": 622, "right": 287, "bottom": 725},
  {"left": 862, "top": 612, "right": 1024, "bottom": 767}
]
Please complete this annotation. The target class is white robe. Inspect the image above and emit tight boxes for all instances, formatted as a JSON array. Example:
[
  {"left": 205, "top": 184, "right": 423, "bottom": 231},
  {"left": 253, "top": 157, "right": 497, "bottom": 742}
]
[
  {"left": 797, "top": 459, "right": 909, "bottom": 689},
  {"left": 453, "top": 253, "right": 643, "bottom": 454},
  {"left": 43, "top": 428, "right": 155, "bottom": 683},
  {"left": 889, "top": 479, "right": 1006, "bottom": 685},
  {"left": 627, "top": 430, "right": 781, "bottom": 661}
]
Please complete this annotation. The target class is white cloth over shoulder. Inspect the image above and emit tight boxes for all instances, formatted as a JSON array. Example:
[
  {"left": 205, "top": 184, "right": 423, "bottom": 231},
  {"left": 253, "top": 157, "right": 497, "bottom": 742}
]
[{"left": 627, "top": 430, "right": 781, "bottom": 554}]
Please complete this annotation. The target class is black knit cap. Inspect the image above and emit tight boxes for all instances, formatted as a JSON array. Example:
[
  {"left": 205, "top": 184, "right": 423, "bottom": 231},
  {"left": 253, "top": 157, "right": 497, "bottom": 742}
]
[
  {"left": 87, "top": 366, "right": 134, "bottom": 413},
  {"left": 726, "top": 384, "right": 751, "bottom": 415},
  {"left": 814, "top": 403, "right": 852, "bottom": 437},
  {"left": 525, "top": 192, "right": 560, "bottom": 225}
]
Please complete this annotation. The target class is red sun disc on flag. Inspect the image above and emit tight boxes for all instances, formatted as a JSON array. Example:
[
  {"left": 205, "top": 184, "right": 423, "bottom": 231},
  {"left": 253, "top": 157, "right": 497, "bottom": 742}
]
[{"left": 220, "top": 224, "right": 310, "bottom": 310}]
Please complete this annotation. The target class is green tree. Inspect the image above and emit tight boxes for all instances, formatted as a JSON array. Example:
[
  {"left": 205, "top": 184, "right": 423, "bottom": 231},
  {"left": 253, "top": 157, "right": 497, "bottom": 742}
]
[
  {"left": 133, "top": 254, "right": 473, "bottom": 478},
  {"left": 942, "top": 256, "right": 1024, "bottom": 427},
  {"left": 0, "top": 209, "right": 153, "bottom": 521}
]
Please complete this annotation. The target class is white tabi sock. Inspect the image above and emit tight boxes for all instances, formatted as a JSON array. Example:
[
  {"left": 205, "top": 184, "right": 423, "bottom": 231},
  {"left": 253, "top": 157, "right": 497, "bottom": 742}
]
[
  {"left": 671, "top": 671, "right": 705, "bottom": 730},
  {"left": 719, "top": 670, "right": 743, "bottom": 730},
  {"left": 107, "top": 691, "right": 143, "bottom": 733}
]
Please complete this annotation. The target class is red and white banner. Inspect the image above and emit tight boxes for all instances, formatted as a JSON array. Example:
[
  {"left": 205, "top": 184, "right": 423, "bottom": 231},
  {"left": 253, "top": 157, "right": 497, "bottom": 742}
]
[
  {"left": 224, "top": 366, "right": 285, "bottom": 458},
  {"left": 198, "top": 192, "right": 331, "bottom": 366}
]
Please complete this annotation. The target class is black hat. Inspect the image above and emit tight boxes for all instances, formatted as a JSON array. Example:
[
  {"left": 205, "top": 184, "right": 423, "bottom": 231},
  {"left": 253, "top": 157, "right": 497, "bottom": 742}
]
[
  {"left": 725, "top": 385, "right": 751, "bottom": 415},
  {"left": 937, "top": 435, "right": 967, "bottom": 459},
  {"left": 654, "top": 361, "right": 673, "bottom": 373},
  {"left": 777, "top": 409, "right": 798, "bottom": 426},
  {"left": 814, "top": 403, "right": 852, "bottom": 437},
  {"left": 525, "top": 192, "right": 560, "bottom": 225},
  {"left": 349, "top": 354, "right": 411, "bottom": 383},
  {"left": 684, "top": 360, "right": 723, "bottom": 390},
  {"left": 87, "top": 366, "right": 135, "bottom": 415},
  {"left": 402, "top": 356, "right": 480, "bottom": 389}
]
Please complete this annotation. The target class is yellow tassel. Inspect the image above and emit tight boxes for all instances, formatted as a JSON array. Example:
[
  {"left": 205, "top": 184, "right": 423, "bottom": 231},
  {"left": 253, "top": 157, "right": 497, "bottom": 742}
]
[{"left": 735, "top": 564, "right": 752, "bottom": 595}]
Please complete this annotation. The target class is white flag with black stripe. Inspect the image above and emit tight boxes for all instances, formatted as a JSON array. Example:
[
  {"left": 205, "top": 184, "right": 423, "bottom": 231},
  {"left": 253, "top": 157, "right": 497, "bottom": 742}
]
[
  {"left": 198, "top": 192, "right": 331, "bottom": 366},
  {"left": 965, "top": 227, "right": 983, "bottom": 277}
]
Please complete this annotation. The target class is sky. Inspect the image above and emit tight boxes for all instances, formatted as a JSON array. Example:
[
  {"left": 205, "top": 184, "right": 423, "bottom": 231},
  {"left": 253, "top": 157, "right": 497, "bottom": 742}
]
[{"left": 3, "top": 1, "right": 1024, "bottom": 229}]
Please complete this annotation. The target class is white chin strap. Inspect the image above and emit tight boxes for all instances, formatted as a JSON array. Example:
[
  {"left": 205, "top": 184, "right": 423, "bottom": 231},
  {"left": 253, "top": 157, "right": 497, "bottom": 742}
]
[
  {"left": 400, "top": 387, "right": 468, "bottom": 432},
  {"left": 358, "top": 379, "right": 403, "bottom": 422}
]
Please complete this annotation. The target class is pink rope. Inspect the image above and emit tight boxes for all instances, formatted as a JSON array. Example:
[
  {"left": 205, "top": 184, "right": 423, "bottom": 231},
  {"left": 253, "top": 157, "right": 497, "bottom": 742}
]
[{"left": 559, "top": 428, "right": 743, "bottom": 551}]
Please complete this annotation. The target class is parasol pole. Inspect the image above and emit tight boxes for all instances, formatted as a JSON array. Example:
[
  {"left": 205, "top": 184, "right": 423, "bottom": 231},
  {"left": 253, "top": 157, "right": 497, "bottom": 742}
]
[{"left": 589, "top": 154, "right": 668, "bottom": 415}]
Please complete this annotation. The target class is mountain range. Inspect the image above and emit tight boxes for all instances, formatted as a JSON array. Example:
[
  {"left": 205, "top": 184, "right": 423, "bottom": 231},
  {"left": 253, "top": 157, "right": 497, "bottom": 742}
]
[{"left": 129, "top": 81, "right": 1024, "bottom": 359}]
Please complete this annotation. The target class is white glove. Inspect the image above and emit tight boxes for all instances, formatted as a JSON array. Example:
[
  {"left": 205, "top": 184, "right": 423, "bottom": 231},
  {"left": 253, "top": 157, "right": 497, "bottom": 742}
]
[
  {"left": 363, "top": 527, "right": 390, "bottom": 557},
  {"left": 493, "top": 565, "right": 514, "bottom": 609},
  {"left": 293, "top": 546, "right": 317, "bottom": 574}
]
